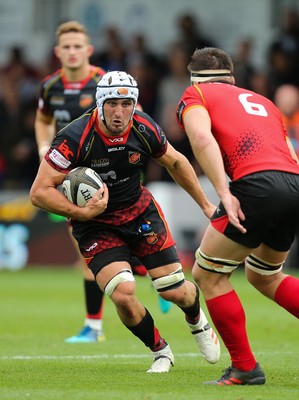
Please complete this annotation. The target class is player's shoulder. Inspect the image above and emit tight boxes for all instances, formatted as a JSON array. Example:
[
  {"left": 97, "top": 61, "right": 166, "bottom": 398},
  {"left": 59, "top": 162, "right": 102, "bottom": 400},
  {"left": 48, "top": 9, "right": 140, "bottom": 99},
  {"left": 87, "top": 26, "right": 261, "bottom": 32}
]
[
  {"left": 41, "top": 68, "right": 62, "bottom": 89},
  {"left": 133, "top": 110, "right": 158, "bottom": 130},
  {"left": 60, "top": 107, "right": 96, "bottom": 136},
  {"left": 90, "top": 65, "right": 106, "bottom": 81},
  {"left": 132, "top": 110, "right": 166, "bottom": 148}
]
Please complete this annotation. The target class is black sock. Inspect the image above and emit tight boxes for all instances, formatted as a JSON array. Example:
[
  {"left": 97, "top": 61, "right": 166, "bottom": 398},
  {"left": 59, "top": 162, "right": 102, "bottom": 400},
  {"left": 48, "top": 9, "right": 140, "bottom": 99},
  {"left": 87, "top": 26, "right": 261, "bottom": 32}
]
[
  {"left": 179, "top": 283, "right": 200, "bottom": 323},
  {"left": 125, "top": 308, "right": 165, "bottom": 350},
  {"left": 84, "top": 279, "right": 104, "bottom": 317}
]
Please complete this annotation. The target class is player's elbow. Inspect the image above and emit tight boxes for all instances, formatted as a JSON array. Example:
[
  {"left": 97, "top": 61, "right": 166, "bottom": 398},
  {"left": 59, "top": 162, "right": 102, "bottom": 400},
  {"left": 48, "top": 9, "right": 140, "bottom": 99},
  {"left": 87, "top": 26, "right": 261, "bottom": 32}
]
[
  {"left": 30, "top": 184, "right": 42, "bottom": 207},
  {"left": 30, "top": 191, "right": 38, "bottom": 208}
]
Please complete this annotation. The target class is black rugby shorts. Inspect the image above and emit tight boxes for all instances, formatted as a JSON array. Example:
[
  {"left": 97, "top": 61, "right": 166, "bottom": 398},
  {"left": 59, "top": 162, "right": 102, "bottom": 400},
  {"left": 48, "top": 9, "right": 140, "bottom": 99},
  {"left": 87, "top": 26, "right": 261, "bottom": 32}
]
[
  {"left": 78, "top": 198, "right": 179, "bottom": 276},
  {"left": 211, "top": 170, "right": 299, "bottom": 251}
]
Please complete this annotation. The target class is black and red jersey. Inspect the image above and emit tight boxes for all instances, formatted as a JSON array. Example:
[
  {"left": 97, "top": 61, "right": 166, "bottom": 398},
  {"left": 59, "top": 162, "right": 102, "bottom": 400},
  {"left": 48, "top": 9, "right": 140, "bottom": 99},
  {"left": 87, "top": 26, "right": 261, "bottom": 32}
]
[
  {"left": 37, "top": 65, "right": 105, "bottom": 132},
  {"left": 177, "top": 82, "right": 299, "bottom": 180},
  {"left": 45, "top": 108, "right": 167, "bottom": 213}
]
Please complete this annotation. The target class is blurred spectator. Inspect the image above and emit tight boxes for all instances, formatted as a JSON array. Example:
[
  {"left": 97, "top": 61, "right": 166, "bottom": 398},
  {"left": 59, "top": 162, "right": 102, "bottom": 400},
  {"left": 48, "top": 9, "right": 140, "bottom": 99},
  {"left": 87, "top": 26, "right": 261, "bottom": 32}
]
[
  {"left": 233, "top": 38, "right": 257, "bottom": 90},
  {"left": 0, "top": 46, "right": 40, "bottom": 102},
  {"left": 175, "top": 13, "right": 216, "bottom": 57},
  {"left": 2, "top": 99, "right": 39, "bottom": 189},
  {"left": 127, "top": 33, "right": 160, "bottom": 67},
  {"left": 125, "top": 33, "right": 164, "bottom": 116},
  {"left": 267, "top": 8, "right": 299, "bottom": 98},
  {"left": 274, "top": 84, "right": 299, "bottom": 157},
  {"left": 127, "top": 57, "right": 159, "bottom": 116},
  {"left": 274, "top": 83, "right": 299, "bottom": 269},
  {"left": 0, "top": 46, "right": 40, "bottom": 188},
  {"left": 0, "top": 77, "right": 22, "bottom": 188},
  {"left": 91, "top": 27, "right": 127, "bottom": 71},
  {"left": 156, "top": 43, "right": 190, "bottom": 122},
  {"left": 248, "top": 70, "right": 271, "bottom": 99},
  {"left": 126, "top": 35, "right": 162, "bottom": 116},
  {"left": 148, "top": 42, "right": 200, "bottom": 182}
]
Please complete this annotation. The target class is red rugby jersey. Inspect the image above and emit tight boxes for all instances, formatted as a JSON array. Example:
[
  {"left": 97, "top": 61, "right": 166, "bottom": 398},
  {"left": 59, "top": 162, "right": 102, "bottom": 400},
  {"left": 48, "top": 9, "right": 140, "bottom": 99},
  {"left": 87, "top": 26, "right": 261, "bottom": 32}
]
[{"left": 177, "top": 82, "right": 299, "bottom": 180}]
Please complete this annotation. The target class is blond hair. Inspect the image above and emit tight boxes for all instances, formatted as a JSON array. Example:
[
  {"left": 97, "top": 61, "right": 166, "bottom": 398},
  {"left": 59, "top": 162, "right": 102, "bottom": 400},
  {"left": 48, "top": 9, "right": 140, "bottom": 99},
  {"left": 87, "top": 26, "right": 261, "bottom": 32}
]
[{"left": 55, "top": 20, "right": 90, "bottom": 43}]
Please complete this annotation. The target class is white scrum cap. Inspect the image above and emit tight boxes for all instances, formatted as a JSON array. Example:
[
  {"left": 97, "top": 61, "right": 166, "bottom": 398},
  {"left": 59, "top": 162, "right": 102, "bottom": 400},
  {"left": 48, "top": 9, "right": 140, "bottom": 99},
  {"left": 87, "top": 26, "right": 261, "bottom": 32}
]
[{"left": 96, "top": 71, "right": 139, "bottom": 120}]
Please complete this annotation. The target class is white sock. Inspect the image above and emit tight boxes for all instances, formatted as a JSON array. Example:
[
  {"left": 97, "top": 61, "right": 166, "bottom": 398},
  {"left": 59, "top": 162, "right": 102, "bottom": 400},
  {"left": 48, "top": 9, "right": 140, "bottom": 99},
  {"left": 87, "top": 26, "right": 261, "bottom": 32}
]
[{"left": 85, "top": 318, "right": 103, "bottom": 331}]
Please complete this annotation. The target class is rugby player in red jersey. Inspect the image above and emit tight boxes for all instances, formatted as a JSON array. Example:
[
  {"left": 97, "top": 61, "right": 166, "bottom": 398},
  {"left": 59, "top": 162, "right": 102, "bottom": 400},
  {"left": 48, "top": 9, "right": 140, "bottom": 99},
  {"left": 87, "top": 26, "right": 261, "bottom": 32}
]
[{"left": 177, "top": 47, "right": 299, "bottom": 385}]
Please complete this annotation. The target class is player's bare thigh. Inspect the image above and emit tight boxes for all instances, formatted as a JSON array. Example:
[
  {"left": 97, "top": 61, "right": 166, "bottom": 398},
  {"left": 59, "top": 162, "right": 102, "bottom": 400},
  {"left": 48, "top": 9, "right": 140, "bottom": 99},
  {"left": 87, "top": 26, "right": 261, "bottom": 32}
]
[
  {"left": 197, "top": 225, "right": 289, "bottom": 299},
  {"left": 193, "top": 224, "right": 253, "bottom": 298},
  {"left": 251, "top": 243, "right": 289, "bottom": 265},
  {"left": 200, "top": 224, "right": 254, "bottom": 261},
  {"left": 200, "top": 224, "right": 289, "bottom": 266}
]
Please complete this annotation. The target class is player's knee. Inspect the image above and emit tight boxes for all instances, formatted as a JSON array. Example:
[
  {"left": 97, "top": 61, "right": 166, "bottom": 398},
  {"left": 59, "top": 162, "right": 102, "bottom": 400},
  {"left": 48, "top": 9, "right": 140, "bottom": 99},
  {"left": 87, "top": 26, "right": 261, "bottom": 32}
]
[
  {"left": 151, "top": 267, "right": 185, "bottom": 300},
  {"left": 104, "top": 269, "right": 136, "bottom": 299},
  {"left": 158, "top": 287, "right": 182, "bottom": 303}
]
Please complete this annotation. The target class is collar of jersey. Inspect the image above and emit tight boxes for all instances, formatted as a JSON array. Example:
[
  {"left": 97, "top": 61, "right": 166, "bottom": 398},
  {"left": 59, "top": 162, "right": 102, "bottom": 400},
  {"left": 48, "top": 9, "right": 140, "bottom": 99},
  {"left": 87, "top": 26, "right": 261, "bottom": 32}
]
[{"left": 61, "top": 66, "right": 94, "bottom": 89}]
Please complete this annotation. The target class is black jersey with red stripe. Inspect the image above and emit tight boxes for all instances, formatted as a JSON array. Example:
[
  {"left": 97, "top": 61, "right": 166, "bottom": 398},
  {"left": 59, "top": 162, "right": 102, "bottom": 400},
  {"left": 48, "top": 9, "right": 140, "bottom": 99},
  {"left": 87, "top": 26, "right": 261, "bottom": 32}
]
[
  {"left": 37, "top": 66, "right": 105, "bottom": 132},
  {"left": 45, "top": 107, "right": 167, "bottom": 213}
]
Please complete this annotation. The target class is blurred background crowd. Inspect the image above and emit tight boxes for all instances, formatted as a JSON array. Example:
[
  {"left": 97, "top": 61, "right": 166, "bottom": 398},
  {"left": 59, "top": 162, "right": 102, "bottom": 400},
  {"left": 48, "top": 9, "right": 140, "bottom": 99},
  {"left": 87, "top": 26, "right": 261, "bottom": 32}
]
[
  {"left": 1, "top": 4, "right": 299, "bottom": 190},
  {"left": 0, "top": 1, "right": 298, "bottom": 271}
]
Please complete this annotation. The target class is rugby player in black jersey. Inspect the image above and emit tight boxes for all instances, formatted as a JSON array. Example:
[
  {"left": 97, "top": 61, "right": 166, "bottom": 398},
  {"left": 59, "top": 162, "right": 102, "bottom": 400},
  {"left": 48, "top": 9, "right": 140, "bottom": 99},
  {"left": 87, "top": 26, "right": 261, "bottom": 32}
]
[
  {"left": 35, "top": 20, "right": 170, "bottom": 344},
  {"left": 30, "top": 70, "right": 220, "bottom": 372},
  {"left": 35, "top": 21, "right": 107, "bottom": 343}
]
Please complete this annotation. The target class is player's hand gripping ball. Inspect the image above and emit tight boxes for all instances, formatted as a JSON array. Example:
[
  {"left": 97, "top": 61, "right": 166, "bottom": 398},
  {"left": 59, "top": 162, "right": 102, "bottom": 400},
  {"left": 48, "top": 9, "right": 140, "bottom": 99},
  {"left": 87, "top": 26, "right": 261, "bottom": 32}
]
[{"left": 62, "top": 167, "right": 104, "bottom": 207}]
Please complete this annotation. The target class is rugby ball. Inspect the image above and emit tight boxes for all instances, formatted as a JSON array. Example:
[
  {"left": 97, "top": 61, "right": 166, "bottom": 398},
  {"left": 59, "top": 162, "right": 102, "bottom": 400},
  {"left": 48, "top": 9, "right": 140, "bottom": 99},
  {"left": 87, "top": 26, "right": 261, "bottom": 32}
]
[{"left": 62, "top": 167, "right": 104, "bottom": 207}]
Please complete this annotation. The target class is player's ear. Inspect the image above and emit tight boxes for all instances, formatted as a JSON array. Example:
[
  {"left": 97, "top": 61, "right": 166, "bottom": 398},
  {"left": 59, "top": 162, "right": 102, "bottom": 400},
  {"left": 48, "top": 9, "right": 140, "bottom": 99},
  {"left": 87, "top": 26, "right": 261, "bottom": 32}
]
[
  {"left": 54, "top": 46, "right": 60, "bottom": 59},
  {"left": 87, "top": 44, "right": 94, "bottom": 57}
]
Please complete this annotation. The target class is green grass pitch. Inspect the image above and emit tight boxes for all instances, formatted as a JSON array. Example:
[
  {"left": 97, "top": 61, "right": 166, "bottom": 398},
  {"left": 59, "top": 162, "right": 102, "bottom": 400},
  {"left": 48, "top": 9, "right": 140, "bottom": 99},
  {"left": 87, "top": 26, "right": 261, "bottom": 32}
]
[{"left": 0, "top": 266, "right": 298, "bottom": 399}]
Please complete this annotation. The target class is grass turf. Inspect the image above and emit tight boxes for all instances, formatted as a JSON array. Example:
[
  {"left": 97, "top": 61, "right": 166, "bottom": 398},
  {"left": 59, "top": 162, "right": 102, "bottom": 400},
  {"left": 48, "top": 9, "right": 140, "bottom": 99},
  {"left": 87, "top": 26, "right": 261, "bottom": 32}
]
[{"left": 0, "top": 266, "right": 298, "bottom": 399}]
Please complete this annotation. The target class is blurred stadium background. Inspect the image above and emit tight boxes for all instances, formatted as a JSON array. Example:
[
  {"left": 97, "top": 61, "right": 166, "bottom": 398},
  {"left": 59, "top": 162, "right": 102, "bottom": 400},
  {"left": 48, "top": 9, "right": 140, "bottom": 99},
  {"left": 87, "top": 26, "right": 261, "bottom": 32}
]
[{"left": 0, "top": 0, "right": 299, "bottom": 271}]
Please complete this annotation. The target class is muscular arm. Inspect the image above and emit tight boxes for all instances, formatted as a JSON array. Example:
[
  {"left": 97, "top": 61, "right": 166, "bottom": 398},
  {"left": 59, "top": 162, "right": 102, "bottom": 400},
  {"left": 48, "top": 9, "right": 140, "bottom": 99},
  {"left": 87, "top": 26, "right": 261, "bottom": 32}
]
[
  {"left": 183, "top": 107, "right": 246, "bottom": 233},
  {"left": 30, "top": 160, "right": 108, "bottom": 221},
  {"left": 155, "top": 142, "right": 215, "bottom": 218},
  {"left": 183, "top": 107, "right": 229, "bottom": 198},
  {"left": 35, "top": 110, "right": 56, "bottom": 160}
]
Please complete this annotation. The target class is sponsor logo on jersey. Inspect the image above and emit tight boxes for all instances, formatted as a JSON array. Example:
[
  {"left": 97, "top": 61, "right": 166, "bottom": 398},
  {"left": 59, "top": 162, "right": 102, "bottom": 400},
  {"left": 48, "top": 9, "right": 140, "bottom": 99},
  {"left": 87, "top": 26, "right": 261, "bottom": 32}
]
[
  {"left": 64, "top": 89, "right": 80, "bottom": 94},
  {"left": 146, "top": 232, "right": 158, "bottom": 244},
  {"left": 128, "top": 151, "right": 141, "bottom": 164},
  {"left": 53, "top": 109, "right": 71, "bottom": 121},
  {"left": 107, "top": 146, "right": 125, "bottom": 152},
  {"left": 91, "top": 158, "right": 110, "bottom": 168},
  {"left": 100, "top": 170, "right": 117, "bottom": 180},
  {"left": 50, "top": 96, "right": 65, "bottom": 106},
  {"left": 86, "top": 242, "right": 98, "bottom": 252},
  {"left": 49, "top": 149, "right": 71, "bottom": 169},
  {"left": 159, "top": 127, "right": 167, "bottom": 145},
  {"left": 65, "top": 82, "right": 82, "bottom": 90},
  {"left": 80, "top": 94, "right": 94, "bottom": 108},
  {"left": 177, "top": 100, "right": 186, "bottom": 124},
  {"left": 57, "top": 140, "right": 74, "bottom": 160},
  {"left": 109, "top": 137, "right": 124, "bottom": 143}
]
